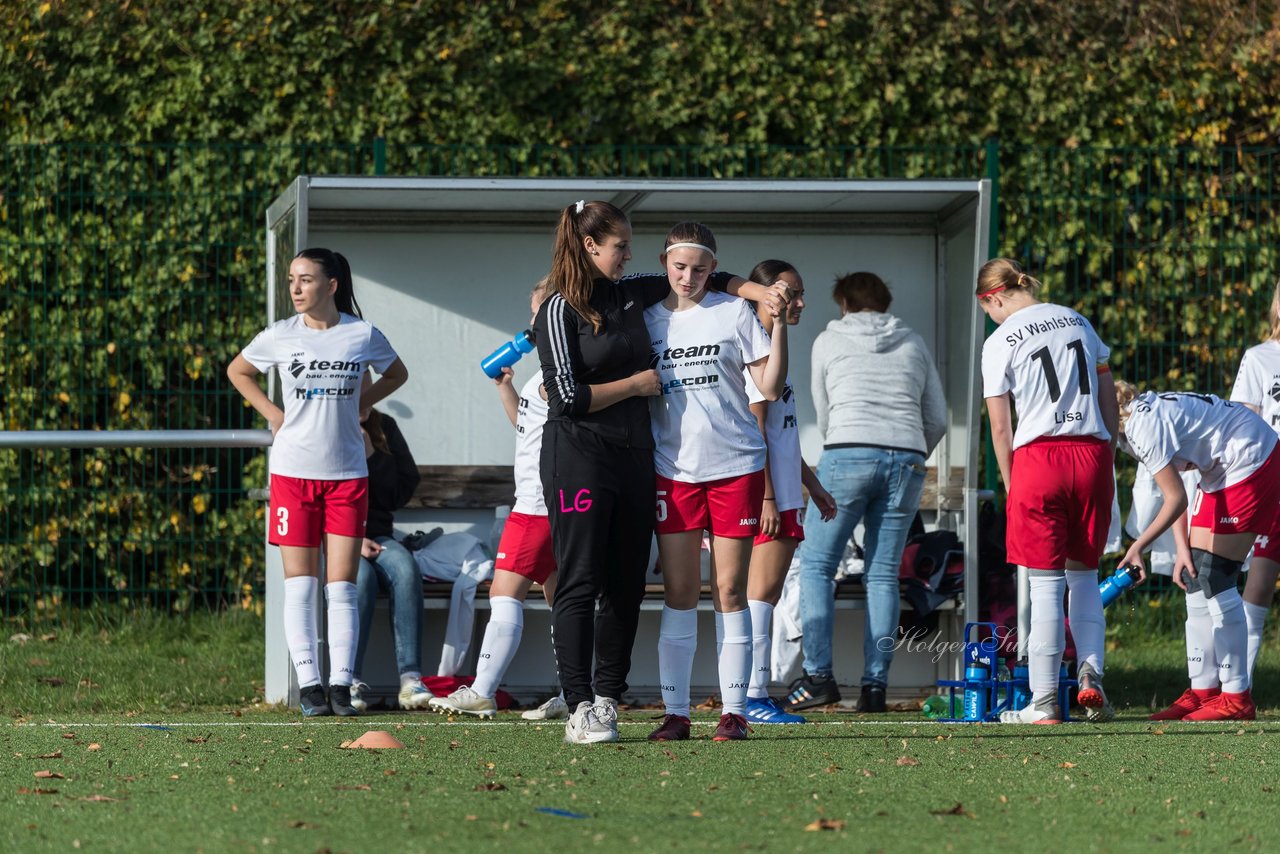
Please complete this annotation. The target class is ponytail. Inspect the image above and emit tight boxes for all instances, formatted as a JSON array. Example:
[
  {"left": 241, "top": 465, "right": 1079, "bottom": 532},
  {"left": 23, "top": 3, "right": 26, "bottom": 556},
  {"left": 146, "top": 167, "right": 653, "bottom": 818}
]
[
  {"left": 295, "top": 247, "right": 363, "bottom": 319},
  {"left": 1268, "top": 279, "right": 1280, "bottom": 342},
  {"left": 976, "top": 258, "right": 1042, "bottom": 299},
  {"left": 546, "top": 200, "right": 628, "bottom": 334}
]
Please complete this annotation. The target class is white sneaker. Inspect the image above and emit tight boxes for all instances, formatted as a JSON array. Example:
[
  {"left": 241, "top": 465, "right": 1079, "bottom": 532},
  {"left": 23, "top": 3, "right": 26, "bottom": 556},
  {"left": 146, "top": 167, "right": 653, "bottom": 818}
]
[
  {"left": 564, "top": 701, "right": 618, "bottom": 744},
  {"left": 593, "top": 696, "right": 619, "bottom": 731},
  {"left": 349, "top": 681, "right": 371, "bottom": 713},
  {"left": 999, "top": 699, "right": 1063, "bottom": 724},
  {"left": 398, "top": 680, "right": 435, "bottom": 711},
  {"left": 428, "top": 685, "right": 498, "bottom": 719},
  {"left": 521, "top": 694, "right": 569, "bottom": 721}
]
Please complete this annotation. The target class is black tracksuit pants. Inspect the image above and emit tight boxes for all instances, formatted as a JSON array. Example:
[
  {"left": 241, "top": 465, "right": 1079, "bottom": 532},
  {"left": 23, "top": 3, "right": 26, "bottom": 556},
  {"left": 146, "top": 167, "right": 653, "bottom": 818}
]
[{"left": 541, "top": 420, "right": 655, "bottom": 709}]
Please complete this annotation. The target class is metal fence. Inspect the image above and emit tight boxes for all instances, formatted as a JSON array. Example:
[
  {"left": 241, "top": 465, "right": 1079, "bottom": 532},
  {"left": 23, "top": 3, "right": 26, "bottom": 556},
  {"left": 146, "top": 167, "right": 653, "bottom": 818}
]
[{"left": 2, "top": 141, "right": 1277, "bottom": 627}]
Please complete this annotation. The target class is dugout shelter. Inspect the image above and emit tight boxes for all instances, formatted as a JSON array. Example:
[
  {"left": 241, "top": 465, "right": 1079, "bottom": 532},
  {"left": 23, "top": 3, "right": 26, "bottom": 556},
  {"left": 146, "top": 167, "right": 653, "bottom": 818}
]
[{"left": 262, "top": 176, "right": 992, "bottom": 706}]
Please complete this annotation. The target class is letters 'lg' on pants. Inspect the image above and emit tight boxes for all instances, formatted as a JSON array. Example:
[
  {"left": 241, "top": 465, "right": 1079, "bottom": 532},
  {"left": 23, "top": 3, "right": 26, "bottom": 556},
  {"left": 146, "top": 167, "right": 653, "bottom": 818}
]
[{"left": 541, "top": 420, "right": 655, "bottom": 709}]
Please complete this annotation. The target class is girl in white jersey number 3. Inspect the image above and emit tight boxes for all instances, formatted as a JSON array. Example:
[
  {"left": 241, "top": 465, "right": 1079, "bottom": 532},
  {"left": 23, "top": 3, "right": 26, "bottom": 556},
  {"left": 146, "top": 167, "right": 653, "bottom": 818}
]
[
  {"left": 228, "top": 249, "right": 408, "bottom": 718},
  {"left": 978, "top": 258, "right": 1119, "bottom": 724}
]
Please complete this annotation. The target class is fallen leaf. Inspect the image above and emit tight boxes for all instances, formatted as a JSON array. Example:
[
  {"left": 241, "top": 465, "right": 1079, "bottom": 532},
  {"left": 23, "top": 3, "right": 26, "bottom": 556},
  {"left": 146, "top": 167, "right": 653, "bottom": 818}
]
[
  {"left": 18, "top": 787, "right": 59, "bottom": 795},
  {"left": 931, "top": 803, "right": 967, "bottom": 816},
  {"left": 1059, "top": 761, "right": 1077, "bottom": 769},
  {"left": 383, "top": 769, "right": 397, "bottom": 777},
  {"left": 79, "top": 679, "right": 100, "bottom": 689},
  {"left": 86, "top": 744, "right": 101, "bottom": 752},
  {"left": 10, "top": 633, "right": 32, "bottom": 645},
  {"left": 61, "top": 733, "right": 76, "bottom": 740},
  {"left": 81, "top": 795, "right": 122, "bottom": 802},
  {"left": 896, "top": 757, "right": 920, "bottom": 767},
  {"left": 28, "top": 658, "right": 50, "bottom": 666},
  {"left": 690, "top": 810, "right": 703, "bottom": 818},
  {"left": 662, "top": 749, "right": 678, "bottom": 761},
  {"left": 37, "top": 677, "right": 65, "bottom": 687},
  {"left": 804, "top": 818, "right": 846, "bottom": 831},
  {"left": 474, "top": 782, "right": 507, "bottom": 791},
  {"left": 186, "top": 735, "right": 211, "bottom": 744},
  {"left": 34, "top": 771, "right": 65, "bottom": 779},
  {"left": 287, "top": 820, "right": 318, "bottom": 829},
  {"left": 335, "top": 785, "right": 372, "bottom": 791},
  {"left": 36, "top": 751, "right": 63, "bottom": 759},
  {"left": 41, "top": 633, "right": 58, "bottom": 642}
]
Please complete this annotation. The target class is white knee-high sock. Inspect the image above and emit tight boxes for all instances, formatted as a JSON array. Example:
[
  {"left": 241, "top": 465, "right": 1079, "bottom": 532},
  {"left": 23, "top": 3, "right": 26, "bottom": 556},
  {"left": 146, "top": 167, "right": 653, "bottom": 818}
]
[
  {"left": 1185, "top": 590, "right": 1218, "bottom": 689},
  {"left": 747, "top": 599, "right": 774, "bottom": 700},
  {"left": 717, "top": 609, "right": 752, "bottom": 716},
  {"left": 472, "top": 596, "right": 524, "bottom": 698},
  {"left": 1028, "top": 571, "right": 1066, "bottom": 705},
  {"left": 658, "top": 606, "right": 698, "bottom": 718},
  {"left": 1207, "top": 588, "right": 1249, "bottom": 693},
  {"left": 1244, "top": 600, "right": 1268, "bottom": 680},
  {"left": 284, "top": 576, "right": 321, "bottom": 688},
  {"left": 325, "top": 581, "right": 359, "bottom": 687},
  {"left": 1066, "top": 569, "right": 1105, "bottom": 677}
]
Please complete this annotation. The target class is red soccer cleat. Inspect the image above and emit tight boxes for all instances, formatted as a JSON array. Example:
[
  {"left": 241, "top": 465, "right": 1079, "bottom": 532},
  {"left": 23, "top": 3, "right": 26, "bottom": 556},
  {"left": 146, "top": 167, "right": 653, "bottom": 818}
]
[
  {"left": 648, "top": 714, "right": 691, "bottom": 741},
  {"left": 1182, "top": 689, "right": 1256, "bottom": 721},
  {"left": 712, "top": 713, "right": 752, "bottom": 741},
  {"left": 1149, "top": 687, "right": 1220, "bottom": 721}
]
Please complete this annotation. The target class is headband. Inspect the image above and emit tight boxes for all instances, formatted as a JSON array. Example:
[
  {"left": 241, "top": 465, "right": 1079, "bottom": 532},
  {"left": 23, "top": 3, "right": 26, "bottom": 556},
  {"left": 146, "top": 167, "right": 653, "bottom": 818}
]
[
  {"left": 664, "top": 242, "right": 717, "bottom": 259},
  {"left": 975, "top": 285, "right": 1006, "bottom": 299}
]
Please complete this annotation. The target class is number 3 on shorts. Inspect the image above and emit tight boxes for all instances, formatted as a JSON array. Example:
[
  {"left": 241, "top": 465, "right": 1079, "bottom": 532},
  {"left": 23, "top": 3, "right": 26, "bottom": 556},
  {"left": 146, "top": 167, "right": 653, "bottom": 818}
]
[
  {"left": 276, "top": 506, "right": 289, "bottom": 537},
  {"left": 655, "top": 490, "right": 668, "bottom": 523}
]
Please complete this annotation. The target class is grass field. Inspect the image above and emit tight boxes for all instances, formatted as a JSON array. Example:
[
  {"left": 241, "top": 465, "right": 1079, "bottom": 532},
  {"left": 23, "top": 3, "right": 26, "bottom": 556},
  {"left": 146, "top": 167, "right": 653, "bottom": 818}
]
[{"left": 2, "top": 611, "right": 1277, "bottom": 852}]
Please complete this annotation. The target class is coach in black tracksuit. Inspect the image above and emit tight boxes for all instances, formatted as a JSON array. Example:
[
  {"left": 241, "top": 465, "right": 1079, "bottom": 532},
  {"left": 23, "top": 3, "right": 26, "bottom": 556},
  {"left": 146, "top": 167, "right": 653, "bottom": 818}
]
[{"left": 534, "top": 201, "right": 741, "bottom": 740}]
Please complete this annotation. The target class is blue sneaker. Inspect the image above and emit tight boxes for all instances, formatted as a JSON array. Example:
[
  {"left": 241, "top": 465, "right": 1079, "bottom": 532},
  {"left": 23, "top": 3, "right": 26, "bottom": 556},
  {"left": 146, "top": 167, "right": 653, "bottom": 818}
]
[
  {"left": 743, "top": 696, "right": 807, "bottom": 724},
  {"left": 298, "top": 684, "right": 332, "bottom": 717}
]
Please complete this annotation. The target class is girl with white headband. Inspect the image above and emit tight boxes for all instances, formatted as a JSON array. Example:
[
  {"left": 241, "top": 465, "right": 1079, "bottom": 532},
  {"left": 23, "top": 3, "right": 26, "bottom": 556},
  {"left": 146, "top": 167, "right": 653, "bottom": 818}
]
[
  {"left": 534, "top": 202, "right": 786, "bottom": 745},
  {"left": 645, "top": 221, "right": 790, "bottom": 743}
]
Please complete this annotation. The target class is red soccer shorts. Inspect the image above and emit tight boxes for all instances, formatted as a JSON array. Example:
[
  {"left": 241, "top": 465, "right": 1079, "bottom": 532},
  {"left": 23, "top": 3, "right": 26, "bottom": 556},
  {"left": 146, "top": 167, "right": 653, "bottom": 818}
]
[
  {"left": 1191, "top": 445, "right": 1280, "bottom": 538},
  {"left": 268, "top": 474, "right": 368, "bottom": 547},
  {"left": 754, "top": 508, "right": 805, "bottom": 546},
  {"left": 494, "top": 511, "right": 556, "bottom": 584},
  {"left": 655, "top": 471, "right": 765, "bottom": 538},
  {"left": 1006, "top": 436, "right": 1113, "bottom": 569}
]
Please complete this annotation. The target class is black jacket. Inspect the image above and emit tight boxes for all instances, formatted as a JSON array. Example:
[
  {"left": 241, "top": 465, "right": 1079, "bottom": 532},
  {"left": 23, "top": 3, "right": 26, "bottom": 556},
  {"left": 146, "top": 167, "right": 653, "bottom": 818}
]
[{"left": 364, "top": 412, "right": 420, "bottom": 540}]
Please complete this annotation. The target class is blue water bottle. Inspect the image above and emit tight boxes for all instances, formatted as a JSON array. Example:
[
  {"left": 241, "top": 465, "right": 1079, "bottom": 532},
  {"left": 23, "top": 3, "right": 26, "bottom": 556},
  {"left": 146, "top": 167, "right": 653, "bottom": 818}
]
[
  {"left": 963, "top": 658, "right": 990, "bottom": 721},
  {"left": 1098, "top": 564, "right": 1141, "bottom": 608},
  {"left": 480, "top": 330, "right": 536, "bottom": 379}
]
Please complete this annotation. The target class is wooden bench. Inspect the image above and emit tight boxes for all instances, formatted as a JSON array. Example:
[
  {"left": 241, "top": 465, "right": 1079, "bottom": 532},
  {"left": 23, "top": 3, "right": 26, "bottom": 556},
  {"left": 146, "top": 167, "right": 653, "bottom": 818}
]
[
  {"left": 409, "top": 463, "right": 966, "bottom": 614},
  {"left": 407, "top": 464, "right": 967, "bottom": 511},
  {"left": 420, "top": 580, "right": 961, "bottom": 613}
]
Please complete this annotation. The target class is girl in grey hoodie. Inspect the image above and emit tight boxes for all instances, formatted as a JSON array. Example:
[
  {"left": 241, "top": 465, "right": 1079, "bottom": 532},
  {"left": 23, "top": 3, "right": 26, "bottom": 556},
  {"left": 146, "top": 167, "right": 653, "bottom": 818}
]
[{"left": 784, "top": 272, "right": 946, "bottom": 714}]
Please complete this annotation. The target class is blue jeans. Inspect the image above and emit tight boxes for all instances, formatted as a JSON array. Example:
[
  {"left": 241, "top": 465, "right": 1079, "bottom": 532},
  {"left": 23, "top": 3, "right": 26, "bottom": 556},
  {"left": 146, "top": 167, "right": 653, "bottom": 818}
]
[
  {"left": 798, "top": 447, "right": 926, "bottom": 687},
  {"left": 355, "top": 536, "right": 423, "bottom": 679}
]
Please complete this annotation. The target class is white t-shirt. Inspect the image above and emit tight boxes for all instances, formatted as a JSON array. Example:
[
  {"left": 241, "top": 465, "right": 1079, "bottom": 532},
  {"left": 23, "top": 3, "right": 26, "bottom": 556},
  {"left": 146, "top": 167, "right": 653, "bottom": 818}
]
[
  {"left": 513, "top": 373, "right": 549, "bottom": 516},
  {"left": 981, "top": 302, "right": 1111, "bottom": 449},
  {"left": 646, "top": 290, "right": 772, "bottom": 482},
  {"left": 1124, "top": 391, "right": 1277, "bottom": 492},
  {"left": 241, "top": 313, "right": 399, "bottom": 480},
  {"left": 1231, "top": 340, "right": 1280, "bottom": 437},
  {"left": 746, "top": 372, "right": 804, "bottom": 512}
]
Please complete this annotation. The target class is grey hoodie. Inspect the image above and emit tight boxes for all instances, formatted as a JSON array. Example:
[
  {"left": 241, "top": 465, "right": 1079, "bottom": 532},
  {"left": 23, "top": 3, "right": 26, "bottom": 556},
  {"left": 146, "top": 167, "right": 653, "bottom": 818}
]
[{"left": 811, "top": 311, "right": 947, "bottom": 455}]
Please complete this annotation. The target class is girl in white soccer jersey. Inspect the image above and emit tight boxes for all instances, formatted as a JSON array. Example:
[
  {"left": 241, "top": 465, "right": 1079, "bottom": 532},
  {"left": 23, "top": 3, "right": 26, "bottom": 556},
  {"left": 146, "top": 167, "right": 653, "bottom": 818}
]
[
  {"left": 228, "top": 248, "right": 408, "bottom": 717},
  {"left": 977, "top": 258, "right": 1118, "bottom": 725},
  {"left": 1229, "top": 280, "right": 1280, "bottom": 683},
  {"left": 739, "top": 260, "right": 836, "bottom": 725},
  {"left": 431, "top": 282, "right": 568, "bottom": 721},
  {"left": 646, "top": 222, "right": 789, "bottom": 743},
  {"left": 1118, "top": 382, "right": 1280, "bottom": 721}
]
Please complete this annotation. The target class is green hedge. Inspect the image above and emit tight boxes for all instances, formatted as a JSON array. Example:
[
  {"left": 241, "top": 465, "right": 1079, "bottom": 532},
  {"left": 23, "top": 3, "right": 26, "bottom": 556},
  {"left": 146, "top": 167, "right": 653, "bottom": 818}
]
[{"left": 2, "top": 1, "right": 1280, "bottom": 616}]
